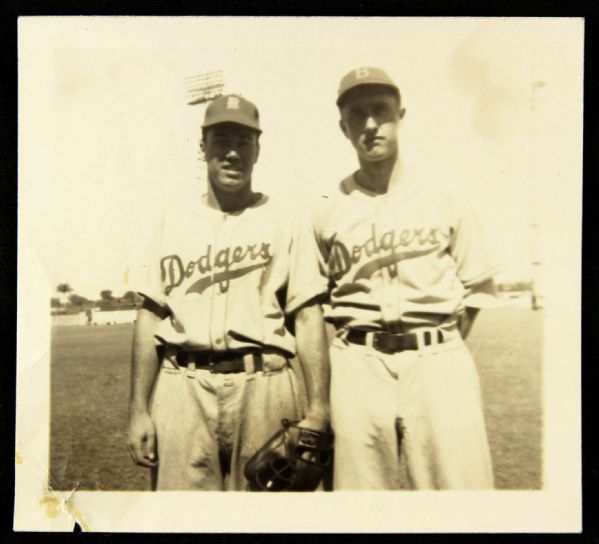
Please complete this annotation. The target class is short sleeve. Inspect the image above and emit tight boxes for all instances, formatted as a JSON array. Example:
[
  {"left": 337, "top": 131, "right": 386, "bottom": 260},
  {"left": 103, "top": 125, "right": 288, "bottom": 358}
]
[
  {"left": 130, "top": 219, "right": 168, "bottom": 308},
  {"left": 449, "top": 198, "right": 502, "bottom": 288},
  {"left": 285, "top": 202, "right": 330, "bottom": 315}
]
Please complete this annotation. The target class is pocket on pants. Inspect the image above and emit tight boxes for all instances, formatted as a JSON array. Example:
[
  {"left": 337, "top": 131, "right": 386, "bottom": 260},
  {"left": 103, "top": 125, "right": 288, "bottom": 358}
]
[
  {"left": 160, "top": 366, "right": 182, "bottom": 375},
  {"left": 150, "top": 366, "right": 185, "bottom": 421}
]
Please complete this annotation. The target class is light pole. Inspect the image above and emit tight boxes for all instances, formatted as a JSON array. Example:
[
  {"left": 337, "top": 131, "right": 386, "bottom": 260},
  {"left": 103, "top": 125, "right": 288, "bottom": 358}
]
[
  {"left": 529, "top": 73, "right": 546, "bottom": 310},
  {"left": 184, "top": 70, "right": 225, "bottom": 174},
  {"left": 184, "top": 70, "right": 224, "bottom": 106}
]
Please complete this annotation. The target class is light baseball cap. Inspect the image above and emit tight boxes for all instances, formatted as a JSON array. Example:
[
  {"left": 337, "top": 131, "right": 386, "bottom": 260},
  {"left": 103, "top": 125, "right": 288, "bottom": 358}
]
[
  {"left": 202, "top": 94, "right": 262, "bottom": 133},
  {"left": 336, "top": 66, "right": 400, "bottom": 107}
]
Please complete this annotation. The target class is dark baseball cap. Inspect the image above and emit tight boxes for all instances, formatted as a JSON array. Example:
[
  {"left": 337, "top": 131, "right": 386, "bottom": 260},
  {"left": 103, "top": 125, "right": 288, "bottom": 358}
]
[
  {"left": 202, "top": 94, "right": 261, "bottom": 133},
  {"left": 336, "top": 66, "right": 400, "bottom": 107}
]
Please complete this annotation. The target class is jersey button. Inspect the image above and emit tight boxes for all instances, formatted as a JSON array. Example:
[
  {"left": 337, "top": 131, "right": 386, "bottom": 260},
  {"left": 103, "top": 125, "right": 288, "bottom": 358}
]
[{"left": 215, "top": 338, "right": 222, "bottom": 345}]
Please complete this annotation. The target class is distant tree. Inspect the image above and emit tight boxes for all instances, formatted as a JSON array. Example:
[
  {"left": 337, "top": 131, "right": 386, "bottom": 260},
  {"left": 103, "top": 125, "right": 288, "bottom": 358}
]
[
  {"left": 498, "top": 281, "right": 533, "bottom": 293},
  {"left": 100, "top": 289, "right": 114, "bottom": 301},
  {"left": 50, "top": 297, "right": 61, "bottom": 308},
  {"left": 56, "top": 283, "right": 73, "bottom": 305},
  {"left": 120, "top": 290, "right": 142, "bottom": 308},
  {"left": 517, "top": 281, "right": 533, "bottom": 291},
  {"left": 69, "top": 294, "right": 89, "bottom": 307},
  {"left": 98, "top": 289, "right": 118, "bottom": 310},
  {"left": 122, "top": 290, "right": 137, "bottom": 301}
]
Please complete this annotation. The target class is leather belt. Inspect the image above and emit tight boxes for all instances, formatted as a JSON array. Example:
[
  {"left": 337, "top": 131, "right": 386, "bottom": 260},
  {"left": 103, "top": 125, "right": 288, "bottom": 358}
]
[
  {"left": 176, "top": 350, "right": 264, "bottom": 373},
  {"left": 345, "top": 328, "right": 444, "bottom": 354}
]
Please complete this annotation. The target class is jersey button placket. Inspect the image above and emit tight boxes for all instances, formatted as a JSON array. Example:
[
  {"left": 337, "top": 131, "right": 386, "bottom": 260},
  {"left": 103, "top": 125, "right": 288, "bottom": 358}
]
[
  {"left": 210, "top": 213, "right": 229, "bottom": 350},
  {"left": 383, "top": 206, "right": 403, "bottom": 326},
  {"left": 214, "top": 214, "right": 235, "bottom": 349}
]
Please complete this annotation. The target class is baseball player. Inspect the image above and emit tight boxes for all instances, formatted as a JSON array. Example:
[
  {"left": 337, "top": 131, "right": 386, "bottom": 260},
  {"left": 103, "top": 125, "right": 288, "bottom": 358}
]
[
  {"left": 302, "top": 67, "right": 499, "bottom": 489},
  {"left": 127, "top": 94, "right": 329, "bottom": 491}
]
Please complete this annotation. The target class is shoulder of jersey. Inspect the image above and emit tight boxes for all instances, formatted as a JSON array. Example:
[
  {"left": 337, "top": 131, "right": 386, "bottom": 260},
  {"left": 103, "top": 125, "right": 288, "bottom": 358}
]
[
  {"left": 313, "top": 174, "right": 354, "bottom": 204},
  {"left": 264, "top": 194, "right": 310, "bottom": 238},
  {"left": 402, "top": 168, "right": 475, "bottom": 224}
]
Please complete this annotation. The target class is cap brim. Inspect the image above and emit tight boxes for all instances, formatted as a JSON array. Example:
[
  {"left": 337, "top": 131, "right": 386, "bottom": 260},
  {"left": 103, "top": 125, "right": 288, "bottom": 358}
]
[
  {"left": 202, "top": 113, "right": 261, "bottom": 133},
  {"left": 336, "top": 82, "right": 399, "bottom": 107}
]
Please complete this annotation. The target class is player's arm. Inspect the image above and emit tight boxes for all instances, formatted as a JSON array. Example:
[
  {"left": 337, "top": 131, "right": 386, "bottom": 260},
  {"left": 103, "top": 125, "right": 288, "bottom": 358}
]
[
  {"left": 459, "top": 277, "right": 497, "bottom": 340},
  {"left": 285, "top": 200, "right": 332, "bottom": 432},
  {"left": 294, "top": 299, "right": 330, "bottom": 432},
  {"left": 448, "top": 195, "right": 501, "bottom": 340},
  {"left": 127, "top": 298, "right": 165, "bottom": 467}
]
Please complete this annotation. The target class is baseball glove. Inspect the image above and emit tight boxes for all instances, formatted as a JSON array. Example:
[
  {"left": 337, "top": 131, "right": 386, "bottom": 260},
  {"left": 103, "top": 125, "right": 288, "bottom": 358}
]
[{"left": 244, "top": 418, "right": 334, "bottom": 491}]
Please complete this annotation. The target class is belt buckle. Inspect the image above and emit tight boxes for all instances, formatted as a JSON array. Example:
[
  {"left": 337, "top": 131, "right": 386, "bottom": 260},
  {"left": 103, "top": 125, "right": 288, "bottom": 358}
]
[
  {"left": 373, "top": 332, "right": 394, "bottom": 355},
  {"left": 207, "top": 353, "right": 217, "bottom": 373}
]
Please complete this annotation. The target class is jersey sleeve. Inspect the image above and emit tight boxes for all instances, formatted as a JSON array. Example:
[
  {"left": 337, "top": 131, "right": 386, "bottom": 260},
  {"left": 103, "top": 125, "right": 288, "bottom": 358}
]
[
  {"left": 449, "top": 197, "right": 502, "bottom": 289},
  {"left": 131, "top": 219, "right": 168, "bottom": 309},
  {"left": 285, "top": 201, "right": 330, "bottom": 315},
  {"left": 463, "top": 278, "right": 502, "bottom": 309}
]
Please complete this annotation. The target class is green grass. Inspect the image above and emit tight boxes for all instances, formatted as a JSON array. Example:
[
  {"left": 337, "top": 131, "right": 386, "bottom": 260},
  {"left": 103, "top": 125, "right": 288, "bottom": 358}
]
[
  {"left": 50, "top": 307, "right": 543, "bottom": 491},
  {"left": 467, "top": 308, "right": 543, "bottom": 490},
  {"left": 50, "top": 324, "right": 150, "bottom": 491}
]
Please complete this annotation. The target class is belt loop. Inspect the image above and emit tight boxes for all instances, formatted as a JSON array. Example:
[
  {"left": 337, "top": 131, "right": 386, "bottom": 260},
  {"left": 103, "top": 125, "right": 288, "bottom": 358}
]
[
  {"left": 414, "top": 329, "right": 423, "bottom": 350},
  {"left": 419, "top": 328, "right": 437, "bottom": 350},
  {"left": 166, "top": 346, "right": 180, "bottom": 369},
  {"left": 188, "top": 352, "right": 196, "bottom": 372},
  {"left": 365, "top": 332, "right": 374, "bottom": 349},
  {"left": 428, "top": 328, "right": 442, "bottom": 347},
  {"left": 243, "top": 353, "right": 256, "bottom": 374},
  {"left": 423, "top": 328, "right": 443, "bottom": 353}
]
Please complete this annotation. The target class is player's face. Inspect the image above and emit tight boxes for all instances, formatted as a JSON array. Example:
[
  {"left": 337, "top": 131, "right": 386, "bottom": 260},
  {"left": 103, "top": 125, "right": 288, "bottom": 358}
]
[
  {"left": 203, "top": 123, "right": 260, "bottom": 192},
  {"left": 339, "top": 87, "right": 405, "bottom": 162}
]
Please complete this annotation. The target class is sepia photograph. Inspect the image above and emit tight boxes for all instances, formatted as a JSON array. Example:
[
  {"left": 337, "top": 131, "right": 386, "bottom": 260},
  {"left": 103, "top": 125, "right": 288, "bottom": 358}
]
[{"left": 16, "top": 16, "right": 582, "bottom": 532}]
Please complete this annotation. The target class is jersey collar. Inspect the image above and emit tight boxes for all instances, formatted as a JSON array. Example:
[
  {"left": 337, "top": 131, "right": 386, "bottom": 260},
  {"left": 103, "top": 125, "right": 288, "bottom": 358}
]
[
  {"left": 188, "top": 191, "right": 269, "bottom": 217},
  {"left": 341, "top": 163, "right": 423, "bottom": 202}
]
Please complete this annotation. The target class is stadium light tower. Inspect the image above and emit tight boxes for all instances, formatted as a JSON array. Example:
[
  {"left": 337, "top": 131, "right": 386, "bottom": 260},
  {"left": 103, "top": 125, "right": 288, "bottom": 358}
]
[
  {"left": 529, "top": 71, "right": 546, "bottom": 311},
  {"left": 184, "top": 70, "right": 225, "bottom": 105},
  {"left": 184, "top": 70, "right": 225, "bottom": 176}
]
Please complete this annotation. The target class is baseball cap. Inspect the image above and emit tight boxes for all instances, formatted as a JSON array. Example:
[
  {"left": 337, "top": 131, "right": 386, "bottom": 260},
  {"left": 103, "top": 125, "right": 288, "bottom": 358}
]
[
  {"left": 336, "top": 66, "right": 400, "bottom": 107},
  {"left": 202, "top": 94, "right": 261, "bottom": 133}
]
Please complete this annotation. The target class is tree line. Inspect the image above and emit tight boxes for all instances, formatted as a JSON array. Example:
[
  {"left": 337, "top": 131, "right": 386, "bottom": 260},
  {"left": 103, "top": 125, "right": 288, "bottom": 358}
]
[
  {"left": 52, "top": 279, "right": 533, "bottom": 313},
  {"left": 52, "top": 283, "right": 142, "bottom": 313}
]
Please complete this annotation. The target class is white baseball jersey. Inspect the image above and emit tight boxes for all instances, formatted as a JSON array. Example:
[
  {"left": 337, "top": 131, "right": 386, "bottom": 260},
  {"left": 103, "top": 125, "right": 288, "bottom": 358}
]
[
  {"left": 135, "top": 194, "right": 316, "bottom": 355},
  {"left": 305, "top": 166, "right": 500, "bottom": 331}
]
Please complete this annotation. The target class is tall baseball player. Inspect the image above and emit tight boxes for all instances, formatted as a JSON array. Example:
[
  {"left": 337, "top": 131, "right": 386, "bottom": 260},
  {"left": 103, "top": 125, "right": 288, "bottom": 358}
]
[
  {"left": 127, "top": 94, "right": 330, "bottom": 491},
  {"left": 303, "top": 67, "right": 499, "bottom": 489}
]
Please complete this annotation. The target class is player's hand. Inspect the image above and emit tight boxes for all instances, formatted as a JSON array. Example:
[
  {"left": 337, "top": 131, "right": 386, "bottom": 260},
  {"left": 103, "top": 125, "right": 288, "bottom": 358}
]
[
  {"left": 127, "top": 411, "right": 158, "bottom": 467},
  {"left": 296, "top": 411, "right": 328, "bottom": 433},
  {"left": 291, "top": 414, "right": 333, "bottom": 474},
  {"left": 459, "top": 307, "right": 480, "bottom": 340}
]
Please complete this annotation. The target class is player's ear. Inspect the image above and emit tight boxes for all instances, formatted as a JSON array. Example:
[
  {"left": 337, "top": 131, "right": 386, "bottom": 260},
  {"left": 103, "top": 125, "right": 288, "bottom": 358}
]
[
  {"left": 399, "top": 107, "right": 406, "bottom": 120},
  {"left": 339, "top": 119, "right": 349, "bottom": 139},
  {"left": 198, "top": 139, "right": 206, "bottom": 162},
  {"left": 253, "top": 135, "right": 260, "bottom": 163}
]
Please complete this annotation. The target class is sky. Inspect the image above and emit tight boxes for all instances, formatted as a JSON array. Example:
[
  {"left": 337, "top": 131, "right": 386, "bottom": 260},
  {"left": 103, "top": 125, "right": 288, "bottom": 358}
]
[{"left": 19, "top": 17, "right": 583, "bottom": 300}]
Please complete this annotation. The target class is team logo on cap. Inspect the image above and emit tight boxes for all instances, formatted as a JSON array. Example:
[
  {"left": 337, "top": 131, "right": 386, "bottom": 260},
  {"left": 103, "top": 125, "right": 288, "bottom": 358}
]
[
  {"left": 355, "top": 67, "right": 370, "bottom": 79},
  {"left": 227, "top": 96, "right": 241, "bottom": 109}
]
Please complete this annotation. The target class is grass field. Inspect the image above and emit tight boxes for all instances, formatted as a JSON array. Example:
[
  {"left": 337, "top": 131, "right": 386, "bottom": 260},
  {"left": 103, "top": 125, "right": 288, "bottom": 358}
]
[{"left": 50, "top": 307, "right": 543, "bottom": 491}]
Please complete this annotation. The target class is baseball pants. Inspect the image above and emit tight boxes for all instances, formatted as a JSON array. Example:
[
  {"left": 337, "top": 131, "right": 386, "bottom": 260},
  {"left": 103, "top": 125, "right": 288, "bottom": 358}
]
[
  {"left": 150, "top": 351, "right": 302, "bottom": 491},
  {"left": 330, "top": 328, "right": 494, "bottom": 490}
]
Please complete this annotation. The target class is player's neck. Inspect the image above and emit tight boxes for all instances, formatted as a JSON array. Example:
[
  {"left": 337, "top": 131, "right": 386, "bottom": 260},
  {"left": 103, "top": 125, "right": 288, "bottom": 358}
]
[
  {"left": 205, "top": 181, "right": 259, "bottom": 213},
  {"left": 356, "top": 154, "right": 401, "bottom": 195}
]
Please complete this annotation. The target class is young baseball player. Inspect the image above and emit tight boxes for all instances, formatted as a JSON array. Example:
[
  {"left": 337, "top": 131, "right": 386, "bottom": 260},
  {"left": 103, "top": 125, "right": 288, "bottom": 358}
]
[
  {"left": 127, "top": 94, "right": 329, "bottom": 490},
  {"left": 303, "top": 67, "right": 499, "bottom": 489}
]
